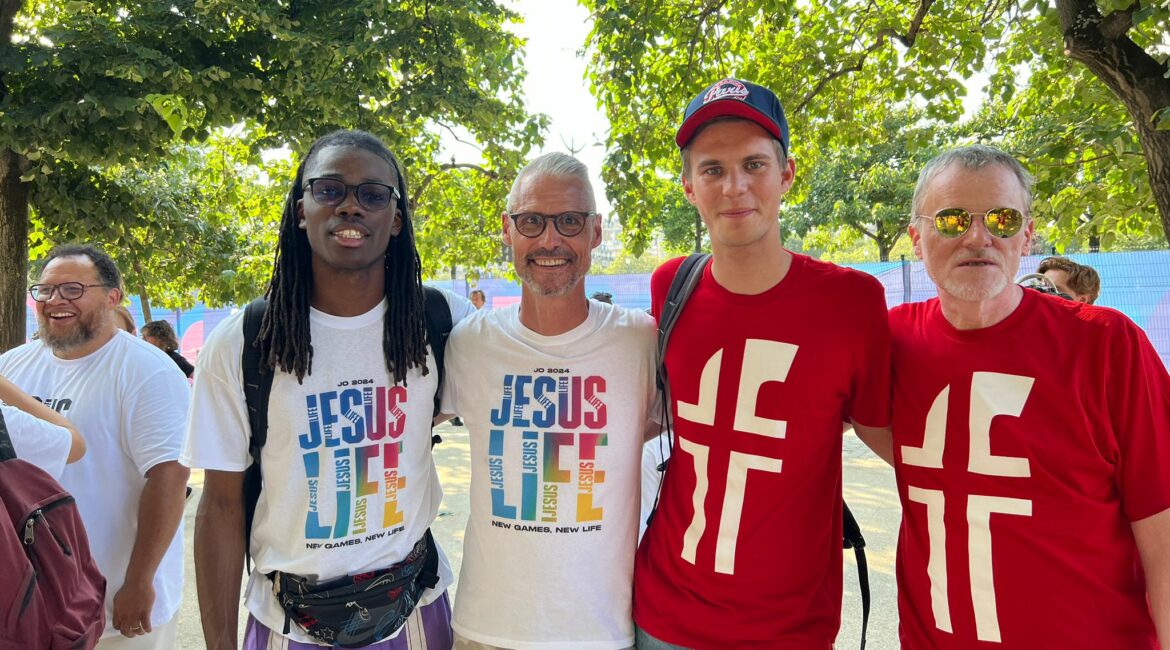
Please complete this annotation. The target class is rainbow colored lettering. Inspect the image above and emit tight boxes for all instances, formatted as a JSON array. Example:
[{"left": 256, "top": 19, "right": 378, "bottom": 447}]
[
  {"left": 487, "top": 373, "right": 608, "bottom": 523},
  {"left": 300, "top": 386, "right": 409, "bottom": 539}
]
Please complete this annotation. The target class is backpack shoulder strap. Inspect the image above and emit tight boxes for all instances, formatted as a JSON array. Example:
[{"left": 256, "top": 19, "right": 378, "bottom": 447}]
[
  {"left": 241, "top": 297, "right": 271, "bottom": 568},
  {"left": 645, "top": 254, "right": 710, "bottom": 528},
  {"left": 843, "top": 501, "right": 870, "bottom": 650},
  {"left": 422, "top": 287, "right": 453, "bottom": 444},
  {"left": 0, "top": 408, "right": 14, "bottom": 463},
  {"left": 242, "top": 298, "right": 272, "bottom": 450},
  {"left": 657, "top": 253, "right": 710, "bottom": 391}
]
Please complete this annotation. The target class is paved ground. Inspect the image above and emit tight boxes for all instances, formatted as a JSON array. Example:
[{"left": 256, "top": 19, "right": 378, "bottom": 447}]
[{"left": 175, "top": 424, "right": 902, "bottom": 648}]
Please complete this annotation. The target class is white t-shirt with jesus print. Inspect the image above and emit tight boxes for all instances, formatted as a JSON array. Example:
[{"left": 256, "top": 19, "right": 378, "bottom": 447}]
[
  {"left": 183, "top": 291, "right": 473, "bottom": 645},
  {"left": 442, "top": 299, "right": 657, "bottom": 649}
]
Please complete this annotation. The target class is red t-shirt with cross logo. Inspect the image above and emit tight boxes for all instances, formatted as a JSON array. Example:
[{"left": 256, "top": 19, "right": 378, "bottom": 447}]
[
  {"left": 634, "top": 253, "right": 892, "bottom": 648},
  {"left": 891, "top": 291, "right": 1170, "bottom": 649}
]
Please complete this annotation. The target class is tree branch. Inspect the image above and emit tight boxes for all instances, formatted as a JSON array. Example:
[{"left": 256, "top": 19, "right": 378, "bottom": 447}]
[
  {"left": 1100, "top": 2, "right": 1137, "bottom": 41},
  {"left": 1036, "top": 150, "right": 1144, "bottom": 168},
  {"left": 1058, "top": 0, "right": 1170, "bottom": 120},
  {"left": 410, "top": 162, "right": 498, "bottom": 206},
  {"left": 436, "top": 122, "right": 485, "bottom": 153},
  {"left": 684, "top": 0, "right": 730, "bottom": 77},
  {"left": 0, "top": 0, "right": 25, "bottom": 102},
  {"left": 793, "top": 0, "right": 936, "bottom": 114},
  {"left": 0, "top": 0, "right": 22, "bottom": 43},
  {"left": 848, "top": 221, "right": 880, "bottom": 244}
]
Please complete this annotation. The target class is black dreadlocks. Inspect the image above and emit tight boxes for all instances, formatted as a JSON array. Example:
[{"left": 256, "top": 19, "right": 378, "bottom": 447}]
[{"left": 256, "top": 130, "right": 430, "bottom": 385}]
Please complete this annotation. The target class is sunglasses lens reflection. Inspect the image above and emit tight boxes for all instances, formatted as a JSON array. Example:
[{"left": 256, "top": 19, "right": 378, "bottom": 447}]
[
  {"left": 985, "top": 208, "right": 1024, "bottom": 237},
  {"left": 931, "top": 208, "right": 1024, "bottom": 239},
  {"left": 933, "top": 209, "right": 972, "bottom": 238}
]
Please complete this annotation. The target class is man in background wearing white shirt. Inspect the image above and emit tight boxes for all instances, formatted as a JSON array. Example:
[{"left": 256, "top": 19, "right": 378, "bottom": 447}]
[{"left": 0, "top": 244, "right": 190, "bottom": 649}]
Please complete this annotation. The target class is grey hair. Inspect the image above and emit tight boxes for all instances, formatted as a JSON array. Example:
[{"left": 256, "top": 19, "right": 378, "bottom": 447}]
[
  {"left": 506, "top": 152, "right": 596, "bottom": 213},
  {"left": 912, "top": 144, "right": 1034, "bottom": 216},
  {"left": 680, "top": 116, "right": 787, "bottom": 180}
]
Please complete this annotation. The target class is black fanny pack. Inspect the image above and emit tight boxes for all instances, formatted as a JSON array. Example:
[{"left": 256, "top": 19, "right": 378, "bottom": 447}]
[{"left": 269, "top": 530, "right": 440, "bottom": 647}]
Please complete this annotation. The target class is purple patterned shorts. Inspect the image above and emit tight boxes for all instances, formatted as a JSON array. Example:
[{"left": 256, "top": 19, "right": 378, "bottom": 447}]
[{"left": 243, "top": 592, "right": 453, "bottom": 650}]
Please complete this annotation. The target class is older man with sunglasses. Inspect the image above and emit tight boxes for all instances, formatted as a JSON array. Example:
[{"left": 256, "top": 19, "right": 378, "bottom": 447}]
[
  {"left": 440, "top": 152, "right": 657, "bottom": 649},
  {"left": 887, "top": 144, "right": 1170, "bottom": 649}
]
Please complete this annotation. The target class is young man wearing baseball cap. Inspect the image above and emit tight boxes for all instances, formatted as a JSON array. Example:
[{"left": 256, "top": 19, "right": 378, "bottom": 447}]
[{"left": 633, "top": 79, "right": 894, "bottom": 648}]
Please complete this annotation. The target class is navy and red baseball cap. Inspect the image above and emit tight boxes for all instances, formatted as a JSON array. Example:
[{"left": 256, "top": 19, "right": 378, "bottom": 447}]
[{"left": 675, "top": 78, "right": 790, "bottom": 156}]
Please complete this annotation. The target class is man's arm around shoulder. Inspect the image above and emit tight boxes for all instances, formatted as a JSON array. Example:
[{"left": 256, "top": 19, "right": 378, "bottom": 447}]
[
  {"left": 1133, "top": 508, "right": 1170, "bottom": 649},
  {"left": 852, "top": 422, "right": 894, "bottom": 466},
  {"left": 195, "top": 469, "right": 247, "bottom": 650}
]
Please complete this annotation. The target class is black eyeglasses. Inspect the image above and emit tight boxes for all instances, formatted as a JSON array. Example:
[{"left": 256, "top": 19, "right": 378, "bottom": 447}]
[
  {"left": 303, "top": 178, "right": 400, "bottom": 212},
  {"left": 914, "top": 207, "right": 1028, "bottom": 239},
  {"left": 507, "top": 211, "right": 595, "bottom": 238},
  {"left": 29, "top": 282, "right": 109, "bottom": 302}
]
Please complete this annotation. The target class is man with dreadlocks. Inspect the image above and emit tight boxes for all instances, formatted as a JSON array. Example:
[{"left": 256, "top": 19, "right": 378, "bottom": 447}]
[{"left": 183, "top": 130, "right": 474, "bottom": 649}]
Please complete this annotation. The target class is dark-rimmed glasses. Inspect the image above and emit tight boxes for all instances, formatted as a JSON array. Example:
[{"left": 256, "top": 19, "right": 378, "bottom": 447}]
[
  {"left": 29, "top": 282, "right": 109, "bottom": 302},
  {"left": 508, "top": 211, "right": 596, "bottom": 238},
  {"left": 303, "top": 178, "right": 400, "bottom": 212},
  {"left": 914, "top": 207, "right": 1028, "bottom": 239}
]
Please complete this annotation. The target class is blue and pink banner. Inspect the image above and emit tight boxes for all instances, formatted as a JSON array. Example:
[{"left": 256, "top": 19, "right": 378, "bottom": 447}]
[{"left": 22, "top": 250, "right": 1170, "bottom": 369}]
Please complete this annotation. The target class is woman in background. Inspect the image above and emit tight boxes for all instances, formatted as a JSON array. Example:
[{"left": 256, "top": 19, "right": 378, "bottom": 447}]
[{"left": 141, "top": 320, "right": 194, "bottom": 378}]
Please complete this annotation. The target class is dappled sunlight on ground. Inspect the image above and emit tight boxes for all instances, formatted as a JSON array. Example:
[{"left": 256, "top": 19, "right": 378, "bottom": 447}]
[
  {"left": 176, "top": 424, "right": 903, "bottom": 647},
  {"left": 430, "top": 422, "right": 472, "bottom": 598}
]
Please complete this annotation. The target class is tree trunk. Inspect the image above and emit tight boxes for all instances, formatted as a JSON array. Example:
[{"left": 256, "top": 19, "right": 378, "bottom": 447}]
[
  {"left": 0, "top": 149, "right": 30, "bottom": 352},
  {"left": 694, "top": 211, "right": 702, "bottom": 253},
  {"left": 1058, "top": 0, "right": 1170, "bottom": 245},
  {"left": 1131, "top": 120, "right": 1170, "bottom": 244},
  {"left": 0, "top": 1, "right": 23, "bottom": 44},
  {"left": 878, "top": 240, "right": 892, "bottom": 262},
  {"left": 138, "top": 291, "right": 154, "bottom": 324},
  {"left": 128, "top": 260, "right": 153, "bottom": 323}
]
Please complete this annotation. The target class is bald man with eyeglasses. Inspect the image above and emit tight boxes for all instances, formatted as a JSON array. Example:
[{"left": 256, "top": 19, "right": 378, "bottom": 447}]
[{"left": 885, "top": 144, "right": 1170, "bottom": 649}]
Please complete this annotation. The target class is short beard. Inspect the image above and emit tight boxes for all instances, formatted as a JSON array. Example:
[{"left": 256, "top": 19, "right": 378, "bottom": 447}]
[
  {"left": 516, "top": 266, "right": 584, "bottom": 297},
  {"left": 38, "top": 313, "right": 100, "bottom": 354},
  {"left": 939, "top": 275, "right": 1009, "bottom": 302},
  {"left": 514, "top": 246, "right": 587, "bottom": 297}
]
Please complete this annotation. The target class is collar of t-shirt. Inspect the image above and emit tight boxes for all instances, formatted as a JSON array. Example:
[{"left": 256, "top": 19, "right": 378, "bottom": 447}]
[
  {"left": 928, "top": 288, "right": 1041, "bottom": 344},
  {"left": 507, "top": 300, "right": 610, "bottom": 348},
  {"left": 308, "top": 299, "right": 387, "bottom": 330},
  {"left": 39, "top": 330, "right": 130, "bottom": 369},
  {"left": 701, "top": 250, "right": 808, "bottom": 308}
]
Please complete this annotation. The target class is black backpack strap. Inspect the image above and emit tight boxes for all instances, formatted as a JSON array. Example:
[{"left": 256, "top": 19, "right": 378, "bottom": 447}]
[
  {"left": 422, "top": 287, "right": 453, "bottom": 445},
  {"left": 0, "top": 408, "right": 14, "bottom": 462},
  {"left": 241, "top": 297, "right": 272, "bottom": 569},
  {"left": 656, "top": 254, "right": 711, "bottom": 394},
  {"left": 645, "top": 254, "right": 711, "bottom": 529},
  {"left": 843, "top": 501, "right": 870, "bottom": 650}
]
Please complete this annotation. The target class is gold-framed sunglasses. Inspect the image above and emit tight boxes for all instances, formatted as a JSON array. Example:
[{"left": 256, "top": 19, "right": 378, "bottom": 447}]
[{"left": 914, "top": 207, "right": 1028, "bottom": 239}]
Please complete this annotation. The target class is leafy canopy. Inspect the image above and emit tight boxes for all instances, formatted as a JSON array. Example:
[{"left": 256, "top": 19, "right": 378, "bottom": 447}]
[
  {"left": 1, "top": 0, "right": 546, "bottom": 322},
  {"left": 584, "top": 0, "right": 1169, "bottom": 254}
]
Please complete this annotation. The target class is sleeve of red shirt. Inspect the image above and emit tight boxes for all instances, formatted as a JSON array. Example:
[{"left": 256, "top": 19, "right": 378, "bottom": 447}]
[
  {"left": 1103, "top": 311, "right": 1170, "bottom": 522},
  {"left": 846, "top": 273, "right": 893, "bottom": 429}
]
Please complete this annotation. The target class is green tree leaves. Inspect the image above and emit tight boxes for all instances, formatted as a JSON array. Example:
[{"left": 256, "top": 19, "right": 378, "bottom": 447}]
[
  {"left": 0, "top": 0, "right": 544, "bottom": 349},
  {"left": 787, "top": 110, "right": 935, "bottom": 261},
  {"left": 584, "top": 0, "right": 1170, "bottom": 256}
]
